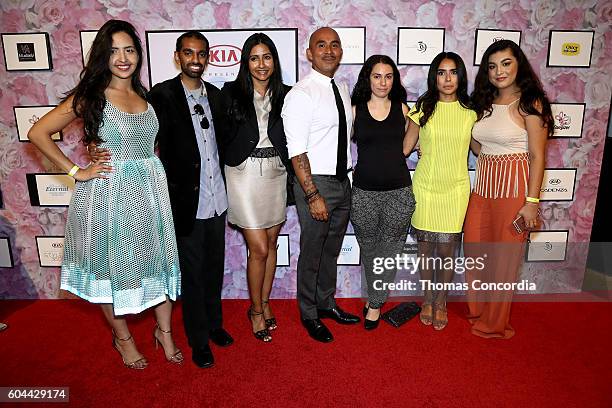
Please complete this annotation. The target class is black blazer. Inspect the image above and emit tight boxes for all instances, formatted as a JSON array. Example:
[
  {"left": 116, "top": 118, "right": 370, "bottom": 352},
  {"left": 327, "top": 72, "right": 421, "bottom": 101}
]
[
  {"left": 149, "top": 75, "right": 225, "bottom": 237},
  {"left": 218, "top": 81, "right": 292, "bottom": 168}
]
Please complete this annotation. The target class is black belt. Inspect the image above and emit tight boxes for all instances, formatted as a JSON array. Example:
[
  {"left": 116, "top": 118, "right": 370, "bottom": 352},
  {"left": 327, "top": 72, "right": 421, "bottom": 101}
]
[{"left": 249, "top": 147, "right": 278, "bottom": 158}]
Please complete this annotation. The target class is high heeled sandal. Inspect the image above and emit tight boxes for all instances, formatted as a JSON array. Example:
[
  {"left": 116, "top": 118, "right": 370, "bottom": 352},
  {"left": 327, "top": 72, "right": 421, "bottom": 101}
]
[
  {"left": 153, "top": 324, "right": 183, "bottom": 364},
  {"left": 247, "top": 308, "right": 272, "bottom": 342},
  {"left": 262, "top": 299, "right": 277, "bottom": 331},
  {"left": 419, "top": 302, "right": 433, "bottom": 326},
  {"left": 112, "top": 330, "right": 148, "bottom": 370},
  {"left": 433, "top": 303, "right": 448, "bottom": 331}
]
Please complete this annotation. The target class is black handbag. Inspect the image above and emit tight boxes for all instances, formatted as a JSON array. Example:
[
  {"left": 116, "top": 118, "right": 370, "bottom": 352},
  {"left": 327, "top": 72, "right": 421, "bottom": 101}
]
[{"left": 381, "top": 302, "right": 421, "bottom": 328}]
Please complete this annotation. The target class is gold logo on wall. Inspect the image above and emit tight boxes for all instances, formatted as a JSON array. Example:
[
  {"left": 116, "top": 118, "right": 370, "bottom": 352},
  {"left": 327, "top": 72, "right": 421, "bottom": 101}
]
[{"left": 561, "top": 43, "right": 580, "bottom": 56}]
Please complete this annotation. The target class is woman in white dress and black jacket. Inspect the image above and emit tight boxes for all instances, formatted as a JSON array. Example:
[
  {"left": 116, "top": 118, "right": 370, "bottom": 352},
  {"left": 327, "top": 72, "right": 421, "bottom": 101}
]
[{"left": 219, "top": 33, "right": 292, "bottom": 343}]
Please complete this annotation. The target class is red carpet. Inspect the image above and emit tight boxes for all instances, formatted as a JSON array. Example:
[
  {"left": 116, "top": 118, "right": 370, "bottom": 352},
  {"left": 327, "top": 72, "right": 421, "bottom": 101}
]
[{"left": 0, "top": 299, "right": 610, "bottom": 407}]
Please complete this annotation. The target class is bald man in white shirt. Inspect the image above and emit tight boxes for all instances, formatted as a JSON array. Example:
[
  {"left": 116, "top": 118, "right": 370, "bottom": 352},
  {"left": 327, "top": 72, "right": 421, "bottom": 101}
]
[{"left": 282, "top": 27, "right": 360, "bottom": 343}]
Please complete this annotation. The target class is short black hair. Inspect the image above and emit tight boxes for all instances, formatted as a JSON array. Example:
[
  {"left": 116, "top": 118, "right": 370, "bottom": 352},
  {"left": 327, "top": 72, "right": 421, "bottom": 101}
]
[{"left": 175, "top": 31, "right": 209, "bottom": 53}]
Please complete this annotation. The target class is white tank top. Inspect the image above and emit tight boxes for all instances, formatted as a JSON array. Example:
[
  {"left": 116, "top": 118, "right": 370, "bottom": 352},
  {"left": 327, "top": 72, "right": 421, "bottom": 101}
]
[{"left": 472, "top": 99, "right": 528, "bottom": 155}]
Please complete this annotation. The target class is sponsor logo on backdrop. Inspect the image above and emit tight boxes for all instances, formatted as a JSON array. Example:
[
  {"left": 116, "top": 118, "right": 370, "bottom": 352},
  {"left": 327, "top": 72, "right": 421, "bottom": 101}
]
[
  {"left": 542, "top": 177, "right": 567, "bottom": 192},
  {"left": 36, "top": 237, "right": 65, "bottom": 267},
  {"left": 343, "top": 44, "right": 361, "bottom": 51},
  {"left": 561, "top": 42, "right": 580, "bottom": 56},
  {"left": 46, "top": 184, "right": 70, "bottom": 195},
  {"left": 208, "top": 44, "right": 241, "bottom": 67},
  {"left": 492, "top": 37, "right": 505, "bottom": 42},
  {"left": 550, "top": 103, "right": 584, "bottom": 138},
  {"left": 17, "top": 43, "right": 35, "bottom": 61},
  {"left": 28, "top": 114, "right": 40, "bottom": 125},
  {"left": 338, "top": 235, "right": 360, "bottom": 265},
  {"left": 527, "top": 231, "right": 568, "bottom": 262},
  {"left": 540, "top": 169, "right": 575, "bottom": 200},
  {"left": 554, "top": 111, "right": 571, "bottom": 130},
  {"left": 15, "top": 106, "right": 62, "bottom": 142},
  {"left": 30, "top": 174, "right": 75, "bottom": 206},
  {"left": 417, "top": 41, "right": 427, "bottom": 53}
]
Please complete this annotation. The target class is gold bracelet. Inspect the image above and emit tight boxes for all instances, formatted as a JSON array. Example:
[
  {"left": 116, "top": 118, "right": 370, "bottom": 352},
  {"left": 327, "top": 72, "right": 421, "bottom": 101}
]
[
  {"left": 525, "top": 196, "right": 540, "bottom": 203},
  {"left": 67, "top": 165, "right": 79, "bottom": 177}
]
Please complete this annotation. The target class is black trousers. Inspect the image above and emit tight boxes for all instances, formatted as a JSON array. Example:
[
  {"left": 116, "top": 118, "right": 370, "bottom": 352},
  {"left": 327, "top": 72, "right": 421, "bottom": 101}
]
[
  {"left": 293, "top": 176, "right": 351, "bottom": 319},
  {"left": 177, "top": 213, "right": 226, "bottom": 350}
]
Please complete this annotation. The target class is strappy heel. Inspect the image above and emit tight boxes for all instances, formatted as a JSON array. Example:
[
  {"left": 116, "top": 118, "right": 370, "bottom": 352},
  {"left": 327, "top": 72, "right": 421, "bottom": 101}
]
[
  {"left": 112, "top": 330, "right": 148, "bottom": 370},
  {"left": 247, "top": 307, "right": 272, "bottom": 342},
  {"left": 153, "top": 324, "right": 183, "bottom": 364},
  {"left": 433, "top": 302, "right": 448, "bottom": 331},
  {"left": 262, "top": 299, "right": 277, "bottom": 331},
  {"left": 420, "top": 302, "right": 433, "bottom": 326}
]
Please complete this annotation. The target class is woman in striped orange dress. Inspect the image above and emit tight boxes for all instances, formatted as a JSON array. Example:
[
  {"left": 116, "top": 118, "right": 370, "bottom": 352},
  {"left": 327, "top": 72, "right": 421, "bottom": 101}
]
[{"left": 465, "top": 40, "right": 552, "bottom": 339}]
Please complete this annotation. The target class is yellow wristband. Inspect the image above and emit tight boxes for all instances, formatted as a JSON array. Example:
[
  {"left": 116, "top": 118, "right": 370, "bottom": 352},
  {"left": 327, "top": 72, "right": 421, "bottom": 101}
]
[
  {"left": 68, "top": 165, "right": 79, "bottom": 177},
  {"left": 525, "top": 196, "right": 540, "bottom": 203}
]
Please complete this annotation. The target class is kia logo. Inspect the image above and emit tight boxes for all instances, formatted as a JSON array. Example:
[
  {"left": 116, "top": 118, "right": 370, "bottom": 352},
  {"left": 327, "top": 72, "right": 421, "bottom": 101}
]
[
  {"left": 492, "top": 37, "right": 505, "bottom": 42},
  {"left": 51, "top": 242, "right": 63, "bottom": 248},
  {"left": 549, "top": 179, "right": 561, "bottom": 185},
  {"left": 208, "top": 45, "right": 241, "bottom": 67}
]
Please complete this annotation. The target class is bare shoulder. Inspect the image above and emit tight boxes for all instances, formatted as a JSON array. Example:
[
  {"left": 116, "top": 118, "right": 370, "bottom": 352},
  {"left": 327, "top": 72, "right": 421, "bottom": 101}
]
[{"left": 518, "top": 98, "right": 544, "bottom": 117}]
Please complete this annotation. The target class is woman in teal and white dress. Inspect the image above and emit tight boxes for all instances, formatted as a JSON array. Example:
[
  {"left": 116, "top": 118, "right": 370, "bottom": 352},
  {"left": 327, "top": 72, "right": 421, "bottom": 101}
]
[{"left": 28, "top": 20, "right": 181, "bottom": 369}]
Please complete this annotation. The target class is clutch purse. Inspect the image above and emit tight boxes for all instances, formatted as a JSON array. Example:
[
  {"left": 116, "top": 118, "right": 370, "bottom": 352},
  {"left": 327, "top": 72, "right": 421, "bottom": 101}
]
[{"left": 381, "top": 301, "right": 421, "bottom": 328}]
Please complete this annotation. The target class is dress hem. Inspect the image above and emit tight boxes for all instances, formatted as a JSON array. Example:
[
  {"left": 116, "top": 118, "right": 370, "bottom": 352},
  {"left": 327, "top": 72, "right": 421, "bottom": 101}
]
[
  {"left": 229, "top": 218, "right": 286, "bottom": 230},
  {"left": 60, "top": 283, "right": 178, "bottom": 316}
]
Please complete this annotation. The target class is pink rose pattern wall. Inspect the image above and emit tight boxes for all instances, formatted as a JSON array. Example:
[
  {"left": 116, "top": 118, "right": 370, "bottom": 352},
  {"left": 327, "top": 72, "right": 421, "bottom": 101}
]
[{"left": 0, "top": 0, "right": 610, "bottom": 299}]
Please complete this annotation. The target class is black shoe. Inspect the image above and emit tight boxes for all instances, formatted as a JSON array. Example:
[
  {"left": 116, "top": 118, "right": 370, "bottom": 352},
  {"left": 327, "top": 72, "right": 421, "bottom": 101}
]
[
  {"left": 209, "top": 328, "right": 234, "bottom": 347},
  {"left": 247, "top": 308, "right": 272, "bottom": 343},
  {"left": 301, "top": 318, "right": 333, "bottom": 343},
  {"left": 317, "top": 306, "right": 361, "bottom": 325},
  {"left": 192, "top": 344, "right": 214, "bottom": 368},
  {"left": 364, "top": 305, "right": 380, "bottom": 331}
]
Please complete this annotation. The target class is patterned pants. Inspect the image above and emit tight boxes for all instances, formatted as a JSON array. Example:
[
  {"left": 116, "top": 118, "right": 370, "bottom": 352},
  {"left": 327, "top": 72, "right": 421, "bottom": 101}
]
[{"left": 350, "top": 185, "right": 415, "bottom": 308}]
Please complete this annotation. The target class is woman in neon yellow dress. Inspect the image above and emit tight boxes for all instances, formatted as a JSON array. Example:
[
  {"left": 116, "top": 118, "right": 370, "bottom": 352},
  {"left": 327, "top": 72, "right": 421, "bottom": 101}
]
[{"left": 403, "top": 52, "right": 476, "bottom": 330}]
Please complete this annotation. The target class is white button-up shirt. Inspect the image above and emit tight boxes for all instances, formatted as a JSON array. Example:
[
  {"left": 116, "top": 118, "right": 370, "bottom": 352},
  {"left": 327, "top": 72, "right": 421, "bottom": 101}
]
[{"left": 282, "top": 68, "right": 353, "bottom": 175}]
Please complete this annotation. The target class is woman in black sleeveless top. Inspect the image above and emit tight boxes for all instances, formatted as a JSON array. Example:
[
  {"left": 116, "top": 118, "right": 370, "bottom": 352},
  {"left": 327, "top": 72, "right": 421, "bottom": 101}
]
[{"left": 350, "top": 55, "right": 415, "bottom": 330}]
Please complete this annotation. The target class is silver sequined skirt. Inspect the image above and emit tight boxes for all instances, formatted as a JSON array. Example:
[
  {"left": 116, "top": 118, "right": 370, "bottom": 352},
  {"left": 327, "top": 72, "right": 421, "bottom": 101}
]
[{"left": 225, "top": 147, "right": 287, "bottom": 229}]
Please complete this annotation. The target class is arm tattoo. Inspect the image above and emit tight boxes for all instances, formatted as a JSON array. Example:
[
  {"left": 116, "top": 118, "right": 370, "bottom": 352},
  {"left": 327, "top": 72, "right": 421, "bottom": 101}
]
[{"left": 292, "top": 153, "right": 317, "bottom": 195}]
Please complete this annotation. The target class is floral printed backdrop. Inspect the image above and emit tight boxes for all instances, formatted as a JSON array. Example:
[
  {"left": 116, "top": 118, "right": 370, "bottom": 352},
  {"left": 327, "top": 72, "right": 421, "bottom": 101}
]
[{"left": 0, "top": 0, "right": 610, "bottom": 299}]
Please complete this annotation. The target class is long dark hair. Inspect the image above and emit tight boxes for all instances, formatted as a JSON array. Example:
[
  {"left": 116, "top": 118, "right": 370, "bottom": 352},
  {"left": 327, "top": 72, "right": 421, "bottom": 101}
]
[
  {"left": 351, "top": 54, "right": 406, "bottom": 105},
  {"left": 66, "top": 19, "right": 147, "bottom": 145},
  {"left": 471, "top": 40, "right": 554, "bottom": 136},
  {"left": 413, "top": 52, "right": 470, "bottom": 127},
  {"left": 230, "top": 33, "right": 284, "bottom": 123}
]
